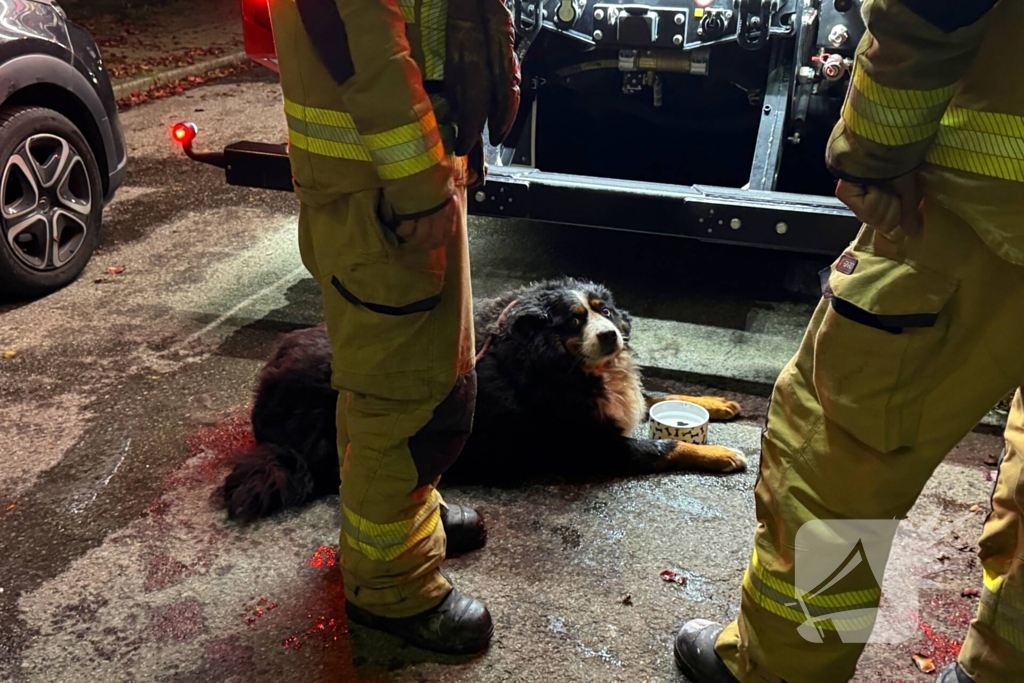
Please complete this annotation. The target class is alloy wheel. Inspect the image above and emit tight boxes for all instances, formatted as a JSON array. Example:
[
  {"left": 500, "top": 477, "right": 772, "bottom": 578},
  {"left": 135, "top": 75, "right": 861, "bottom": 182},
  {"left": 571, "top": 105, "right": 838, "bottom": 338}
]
[{"left": 1, "top": 133, "right": 93, "bottom": 271}]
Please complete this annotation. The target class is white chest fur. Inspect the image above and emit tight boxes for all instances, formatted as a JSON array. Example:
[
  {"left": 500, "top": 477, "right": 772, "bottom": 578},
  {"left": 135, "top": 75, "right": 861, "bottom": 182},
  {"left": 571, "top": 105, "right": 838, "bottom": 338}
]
[{"left": 593, "top": 353, "right": 647, "bottom": 435}]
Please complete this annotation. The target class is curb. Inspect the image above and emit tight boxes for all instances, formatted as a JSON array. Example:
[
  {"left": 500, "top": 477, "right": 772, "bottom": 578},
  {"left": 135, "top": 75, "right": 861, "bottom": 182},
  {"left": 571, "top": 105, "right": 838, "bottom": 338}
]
[{"left": 112, "top": 50, "right": 249, "bottom": 100}]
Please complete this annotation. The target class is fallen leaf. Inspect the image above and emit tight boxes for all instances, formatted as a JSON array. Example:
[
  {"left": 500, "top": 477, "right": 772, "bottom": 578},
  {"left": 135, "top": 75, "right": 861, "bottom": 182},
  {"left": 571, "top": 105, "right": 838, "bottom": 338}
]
[
  {"left": 107, "top": 265, "right": 126, "bottom": 275},
  {"left": 962, "top": 588, "right": 980, "bottom": 598},
  {"left": 970, "top": 504, "right": 982, "bottom": 513},
  {"left": 5, "top": 504, "right": 15, "bottom": 511},
  {"left": 621, "top": 594, "right": 633, "bottom": 606},
  {"left": 2, "top": 350, "right": 16, "bottom": 359},
  {"left": 660, "top": 570, "right": 688, "bottom": 586},
  {"left": 912, "top": 654, "right": 936, "bottom": 673}
]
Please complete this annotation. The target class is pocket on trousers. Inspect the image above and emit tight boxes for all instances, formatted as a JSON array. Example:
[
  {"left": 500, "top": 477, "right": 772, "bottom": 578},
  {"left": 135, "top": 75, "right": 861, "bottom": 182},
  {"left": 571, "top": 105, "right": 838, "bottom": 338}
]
[
  {"left": 325, "top": 191, "right": 448, "bottom": 378},
  {"left": 812, "top": 246, "right": 958, "bottom": 453}
]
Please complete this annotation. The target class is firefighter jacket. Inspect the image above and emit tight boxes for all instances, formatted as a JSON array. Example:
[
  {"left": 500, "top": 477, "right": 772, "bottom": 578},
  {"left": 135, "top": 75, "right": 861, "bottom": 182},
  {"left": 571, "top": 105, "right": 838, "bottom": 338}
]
[
  {"left": 269, "top": 0, "right": 458, "bottom": 219},
  {"left": 826, "top": 0, "right": 1024, "bottom": 266}
]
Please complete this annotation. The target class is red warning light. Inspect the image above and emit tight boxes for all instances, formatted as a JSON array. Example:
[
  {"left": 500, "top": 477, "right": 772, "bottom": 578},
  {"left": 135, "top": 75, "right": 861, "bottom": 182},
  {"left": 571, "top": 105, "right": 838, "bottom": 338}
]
[{"left": 171, "top": 122, "right": 197, "bottom": 146}]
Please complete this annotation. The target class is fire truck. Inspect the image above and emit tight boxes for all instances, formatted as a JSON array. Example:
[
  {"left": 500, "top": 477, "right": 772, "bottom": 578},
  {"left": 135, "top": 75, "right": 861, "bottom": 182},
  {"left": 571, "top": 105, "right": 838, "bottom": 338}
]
[{"left": 175, "top": 0, "right": 866, "bottom": 255}]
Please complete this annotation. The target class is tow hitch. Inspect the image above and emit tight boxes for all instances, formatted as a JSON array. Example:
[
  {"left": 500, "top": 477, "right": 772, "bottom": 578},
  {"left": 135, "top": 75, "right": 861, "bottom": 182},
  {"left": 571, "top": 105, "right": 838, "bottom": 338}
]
[{"left": 172, "top": 121, "right": 295, "bottom": 193}]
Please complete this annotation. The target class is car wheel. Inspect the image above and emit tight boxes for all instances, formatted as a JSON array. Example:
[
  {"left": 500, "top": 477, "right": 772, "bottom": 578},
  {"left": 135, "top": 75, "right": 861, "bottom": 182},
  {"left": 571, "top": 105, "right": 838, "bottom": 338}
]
[{"left": 0, "top": 105, "right": 104, "bottom": 299}]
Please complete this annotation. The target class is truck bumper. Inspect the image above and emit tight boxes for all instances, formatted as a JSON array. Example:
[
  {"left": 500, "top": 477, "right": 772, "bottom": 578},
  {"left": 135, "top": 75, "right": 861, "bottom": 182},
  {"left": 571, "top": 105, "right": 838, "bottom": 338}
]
[{"left": 195, "top": 140, "right": 860, "bottom": 255}]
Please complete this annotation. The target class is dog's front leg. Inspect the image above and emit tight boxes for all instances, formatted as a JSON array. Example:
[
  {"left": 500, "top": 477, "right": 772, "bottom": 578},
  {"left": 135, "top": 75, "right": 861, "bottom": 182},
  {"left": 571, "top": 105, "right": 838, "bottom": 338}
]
[
  {"left": 616, "top": 437, "right": 747, "bottom": 474},
  {"left": 642, "top": 391, "right": 742, "bottom": 422}
]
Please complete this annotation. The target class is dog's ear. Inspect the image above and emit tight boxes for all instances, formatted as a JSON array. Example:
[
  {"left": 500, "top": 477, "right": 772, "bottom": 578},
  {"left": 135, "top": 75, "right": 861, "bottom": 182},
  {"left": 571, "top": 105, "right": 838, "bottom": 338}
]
[{"left": 507, "top": 302, "right": 549, "bottom": 337}]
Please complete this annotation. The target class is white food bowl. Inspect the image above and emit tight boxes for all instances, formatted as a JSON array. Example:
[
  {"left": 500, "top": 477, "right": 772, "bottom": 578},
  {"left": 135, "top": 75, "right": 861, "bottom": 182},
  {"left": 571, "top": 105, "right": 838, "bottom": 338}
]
[{"left": 649, "top": 400, "right": 710, "bottom": 445}]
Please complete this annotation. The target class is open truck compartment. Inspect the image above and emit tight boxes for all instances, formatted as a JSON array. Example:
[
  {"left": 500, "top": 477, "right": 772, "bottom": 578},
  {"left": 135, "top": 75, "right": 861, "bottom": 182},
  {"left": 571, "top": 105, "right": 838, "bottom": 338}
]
[{"left": 181, "top": 0, "right": 864, "bottom": 255}]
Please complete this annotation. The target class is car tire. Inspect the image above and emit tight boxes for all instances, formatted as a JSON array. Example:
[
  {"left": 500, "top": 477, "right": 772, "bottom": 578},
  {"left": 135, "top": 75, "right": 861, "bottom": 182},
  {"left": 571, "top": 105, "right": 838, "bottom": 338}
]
[{"left": 0, "top": 105, "right": 104, "bottom": 299}]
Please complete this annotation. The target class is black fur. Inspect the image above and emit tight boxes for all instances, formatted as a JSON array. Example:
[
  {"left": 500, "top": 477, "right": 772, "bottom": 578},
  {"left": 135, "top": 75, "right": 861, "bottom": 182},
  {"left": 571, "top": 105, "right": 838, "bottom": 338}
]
[{"left": 222, "top": 278, "right": 687, "bottom": 521}]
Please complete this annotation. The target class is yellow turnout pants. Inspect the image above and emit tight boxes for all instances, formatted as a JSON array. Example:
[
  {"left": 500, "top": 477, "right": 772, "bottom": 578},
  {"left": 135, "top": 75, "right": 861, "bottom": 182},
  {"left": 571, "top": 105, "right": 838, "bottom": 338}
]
[
  {"left": 714, "top": 194, "right": 1024, "bottom": 683},
  {"left": 296, "top": 159, "right": 475, "bottom": 619}
]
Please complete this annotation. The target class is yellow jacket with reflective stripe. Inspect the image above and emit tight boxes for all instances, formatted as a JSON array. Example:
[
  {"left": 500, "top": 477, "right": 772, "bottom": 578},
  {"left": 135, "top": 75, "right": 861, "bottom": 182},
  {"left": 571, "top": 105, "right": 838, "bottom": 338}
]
[
  {"left": 827, "top": 0, "right": 1024, "bottom": 265},
  {"left": 269, "top": 0, "right": 455, "bottom": 217}
]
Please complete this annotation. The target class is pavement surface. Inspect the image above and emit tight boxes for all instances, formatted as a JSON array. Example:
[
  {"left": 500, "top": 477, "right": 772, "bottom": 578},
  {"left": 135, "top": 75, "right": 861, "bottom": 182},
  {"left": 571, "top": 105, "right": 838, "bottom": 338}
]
[{"left": 0, "top": 69, "right": 1008, "bottom": 683}]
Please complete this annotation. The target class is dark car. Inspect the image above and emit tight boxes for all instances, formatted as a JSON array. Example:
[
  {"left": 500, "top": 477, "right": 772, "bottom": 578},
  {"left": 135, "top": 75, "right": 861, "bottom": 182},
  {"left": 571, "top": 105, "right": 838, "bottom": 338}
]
[{"left": 0, "top": 0, "right": 127, "bottom": 298}]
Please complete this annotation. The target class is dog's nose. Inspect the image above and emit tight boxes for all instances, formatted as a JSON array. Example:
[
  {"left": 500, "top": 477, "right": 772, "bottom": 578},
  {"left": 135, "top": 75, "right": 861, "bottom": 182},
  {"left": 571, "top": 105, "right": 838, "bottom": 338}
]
[{"left": 597, "top": 330, "right": 620, "bottom": 353}]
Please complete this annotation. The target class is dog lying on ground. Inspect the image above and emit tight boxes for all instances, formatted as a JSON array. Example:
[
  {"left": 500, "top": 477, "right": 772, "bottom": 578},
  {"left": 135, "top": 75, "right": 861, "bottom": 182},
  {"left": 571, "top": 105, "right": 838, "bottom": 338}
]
[{"left": 222, "top": 278, "right": 746, "bottom": 522}]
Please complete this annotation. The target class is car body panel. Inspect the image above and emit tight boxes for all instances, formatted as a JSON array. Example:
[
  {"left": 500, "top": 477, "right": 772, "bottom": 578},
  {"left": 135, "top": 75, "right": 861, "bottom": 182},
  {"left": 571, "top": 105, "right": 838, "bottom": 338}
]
[{"left": 0, "top": 0, "right": 127, "bottom": 204}]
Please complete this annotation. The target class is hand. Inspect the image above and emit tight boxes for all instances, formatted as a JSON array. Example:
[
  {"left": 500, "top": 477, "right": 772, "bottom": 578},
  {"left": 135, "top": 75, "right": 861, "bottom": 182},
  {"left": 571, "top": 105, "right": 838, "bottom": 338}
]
[
  {"left": 835, "top": 172, "right": 923, "bottom": 237},
  {"left": 395, "top": 195, "right": 461, "bottom": 251}
]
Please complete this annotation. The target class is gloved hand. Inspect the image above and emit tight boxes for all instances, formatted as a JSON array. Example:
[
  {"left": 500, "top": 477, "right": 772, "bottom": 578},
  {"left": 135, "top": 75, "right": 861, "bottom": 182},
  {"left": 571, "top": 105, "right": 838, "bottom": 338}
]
[
  {"left": 396, "top": 193, "right": 463, "bottom": 251},
  {"left": 835, "top": 173, "right": 923, "bottom": 237},
  {"left": 479, "top": 0, "right": 520, "bottom": 146},
  {"left": 445, "top": 0, "right": 521, "bottom": 156},
  {"left": 445, "top": 0, "right": 494, "bottom": 157}
]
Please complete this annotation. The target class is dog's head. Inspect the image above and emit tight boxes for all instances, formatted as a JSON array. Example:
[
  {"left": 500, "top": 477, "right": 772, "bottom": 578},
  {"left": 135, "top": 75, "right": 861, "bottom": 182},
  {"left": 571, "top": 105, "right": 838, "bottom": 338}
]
[{"left": 497, "top": 278, "right": 632, "bottom": 369}]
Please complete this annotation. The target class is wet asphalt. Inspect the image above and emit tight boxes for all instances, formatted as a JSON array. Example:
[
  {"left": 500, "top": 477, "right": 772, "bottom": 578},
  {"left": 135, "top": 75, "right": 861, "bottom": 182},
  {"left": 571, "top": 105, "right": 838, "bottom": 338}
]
[{"left": 0, "top": 69, "right": 1007, "bottom": 683}]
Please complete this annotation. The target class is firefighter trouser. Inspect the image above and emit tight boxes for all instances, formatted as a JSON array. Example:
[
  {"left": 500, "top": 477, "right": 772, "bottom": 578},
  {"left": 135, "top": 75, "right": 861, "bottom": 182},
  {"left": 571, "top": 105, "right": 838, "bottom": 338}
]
[
  {"left": 713, "top": 196, "right": 1024, "bottom": 683},
  {"left": 295, "top": 160, "right": 475, "bottom": 619}
]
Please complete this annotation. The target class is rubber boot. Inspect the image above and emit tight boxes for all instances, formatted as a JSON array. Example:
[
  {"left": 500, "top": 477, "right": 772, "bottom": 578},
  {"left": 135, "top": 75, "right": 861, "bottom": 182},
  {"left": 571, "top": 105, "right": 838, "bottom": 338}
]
[
  {"left": 441, "top": 503, "right": 487, "bottom": 556},
  {"left": 937, "top": 663, "right": 976, "bottom": 683},
  {"left": 674, "top": 619, "right": 741, "bottom": 683},
  {"left": 345, "top": 587, "right": 493, "bottom": 655}
]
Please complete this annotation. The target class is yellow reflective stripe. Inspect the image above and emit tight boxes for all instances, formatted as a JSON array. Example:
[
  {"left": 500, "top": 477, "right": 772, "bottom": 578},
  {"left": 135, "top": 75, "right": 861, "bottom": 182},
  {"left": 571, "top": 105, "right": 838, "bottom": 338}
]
[
  {"left": 842, "top": 102, "right": 941, "bottom": 146},
  {"left": 846, "top": 91, "right": 948, "bottom": 134},
  {"left": 749, "top": 548, "right": 881, "bottom": 608},
  {"left": 741, "top": 549, "right": 881, "bottom": 633},
  {"left": 421, "top": 0, "right": 446, "bottom": 80},
  {"left": 376, "top": 141, "right": 446, "bottom": 179},
  {"left": 984, "top": 566, "right": 1006, "bottom": 593},
  {"left": 842, "top": 68, "right": 954, "bottom": 146},
  {"left": 362, "top": 110, "right": 440, "bottom": 150},
  {"left": 852, "top": 67, "right": 956, "bottom": 110},
  {"left": 399, "top": 0, "right": 416, "bottom": 22},
  {"left": 284, "top": 98, "right": 358, "bottom": 130},
  {"left": 345, "top": 511, "right": 441, "bottom": 561},
  {"left": 941, "top": 106, "right": 1024, "bottom": 138},
  {"left": 924, "top": 107, "right": 1024, "bottom": 182},
  {"left": 284, "top": 97, "right": 445, "bottom": 174},
  {"left": 341, "top": 490, "right": 442, "bottom": 562},
  {"left": 363, "top": 110, "right": 445, "bottom": 177},
  {"left": 743, "top": 571, "right": 878, "bottom": 632},
  {"left": 288, "top": 129, "right": 372, "bottom": 162}
]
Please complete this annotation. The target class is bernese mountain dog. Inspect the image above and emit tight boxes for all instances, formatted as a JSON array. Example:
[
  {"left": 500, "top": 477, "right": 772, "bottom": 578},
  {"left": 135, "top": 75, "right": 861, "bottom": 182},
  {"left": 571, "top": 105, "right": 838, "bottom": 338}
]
[{"left": 222, "top": 277, "right": 747, "bottom": 522}]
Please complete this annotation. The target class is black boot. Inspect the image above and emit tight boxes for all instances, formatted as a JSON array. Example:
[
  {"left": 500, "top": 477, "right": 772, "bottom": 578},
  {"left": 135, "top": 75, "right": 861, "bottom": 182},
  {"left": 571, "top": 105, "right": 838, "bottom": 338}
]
[
  {"left": 345, "top": 588, "right": 493, "bottom": 655},
  {"left": 441, "top": 503, "right": 486, "bottom": 556},
  {"left": 674, "top": 619, "right": 741, "bottom": 683},
  {"left": 937, "top": 663, "right": 976, "bottom": 683}
]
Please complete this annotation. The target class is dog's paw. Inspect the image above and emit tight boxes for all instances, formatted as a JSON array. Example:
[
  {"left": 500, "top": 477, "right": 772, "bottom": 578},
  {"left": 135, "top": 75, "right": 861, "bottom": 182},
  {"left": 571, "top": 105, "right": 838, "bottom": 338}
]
[
  {"left": 708, "top": 446, "right": 747, "bottom": 472},
  {"left": 702, "top": 397, "right": 742, "bottom": 421},
  {"left": 666, "top": 443, "right": 747, "bottom": 473}
]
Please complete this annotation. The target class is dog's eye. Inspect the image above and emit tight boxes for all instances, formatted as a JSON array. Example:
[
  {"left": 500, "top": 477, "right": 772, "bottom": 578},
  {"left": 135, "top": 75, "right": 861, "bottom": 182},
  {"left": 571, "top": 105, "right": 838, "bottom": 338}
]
[
  {"left": 601, "top": 307, "right": 611, "bottom": 317},
  {"left": 570, "top": 317, "right": 582, "bottom": 329}
]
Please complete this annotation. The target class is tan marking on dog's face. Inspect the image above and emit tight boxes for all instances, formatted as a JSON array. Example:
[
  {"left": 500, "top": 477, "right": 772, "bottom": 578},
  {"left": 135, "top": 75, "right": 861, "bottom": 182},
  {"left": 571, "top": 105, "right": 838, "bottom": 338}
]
[{"left": 572, "top": 290, "right": 622, "bottom": 365}]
